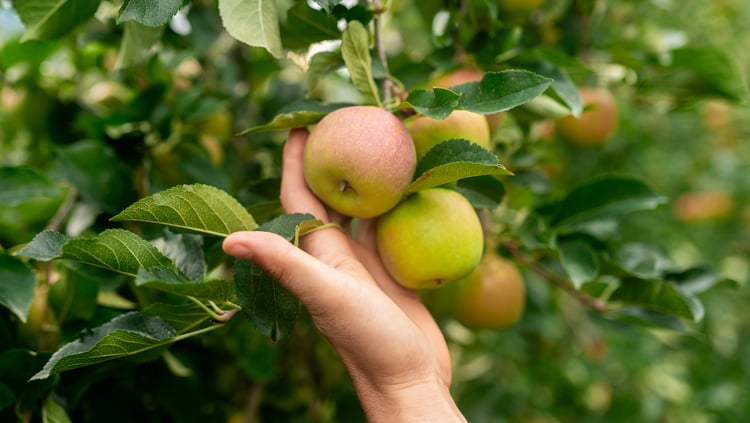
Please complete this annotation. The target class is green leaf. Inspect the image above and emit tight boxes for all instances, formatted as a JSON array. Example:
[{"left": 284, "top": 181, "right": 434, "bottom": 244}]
[
  {"left": 307, "top": 51, "right": 344, "bottom": 93},
  {"left": 341, "top": 20, "right": 381, "bottom": 106},
  {"left": 43, "top": 394, "right": 71, "bottom": 423},
  {"left": 30, "top": 312, "right": 178, "bottom": 380},
  {"left": 551, "top": 176, "right": 668, "bottom": 228},
  {"left": 52, "top": 140, "right": 136, "bottom": 214},
  {"left": 281, "top": 3, "right": 340, "bottom": 51},
  {"left": 665, "top": 266, "right": 738, "bottom": 296},
  {"left": 151, "top": 230, "right": 206, "bottom": 283},
  {"left": 608, "top": 279, "right": 698, "bottom": 322},
  {"left": 62, "top": 229, "right": 179, "bottom": 277},
  {"left": 233, "top": 213, "right": 316, "bottom": 341},
  {"left": 114, "top": 21, "right": 165, "bottom": 69},
  {"left": 671, "top": 47, "right": 745, "bottom": 102},
  {"left": 136, "top": 268, "right": 235, "bottom": 302},
  {"left": 0, "top": 167, "right": 66, "bottom": 207},
  {"left": 240, "top": 99, "right": 351, "bottom": 134},
  {"left": 406, "top": 140, "right": 512, "bottom": 194},
  {"left": 451, "top": 70, "right": 553, "bottom": 114},
  {"left": 612, "top": 243, "right": 671, "bottom": 279},
  {"left": 405, "top": 88, "right": 461, "bottom": 120},
  {"left": 14, "top": 0, "right": 101, "bottom": 41},
  {"left": 111, "top": 184, "right": 257, "bottom": 236},
  {"left": 0, "top": 382, "right": 14, "bottom": 411},
  {"left": 218, "top": 0, "right": 283, "bottom": 58},
  {"left": 0, "top": 254, "right": 36, "bottom": 323},
  {"left": 455, "top": 176, "right": 506, "bottom": 209},
  {"left": 604, "top": 307, "right": 694, "bottom": 333},
  {"left": 513, "top": 56, "right": 582, "bottom": 117},
  {"left": 557, "top": 238, "right": 600, "bottom": 289},
  {"left": 117, "top": 0, "right": 182, "bottom": 27},
  {"left": 14, "top": 230, "right": 70, "bottom": 261}
]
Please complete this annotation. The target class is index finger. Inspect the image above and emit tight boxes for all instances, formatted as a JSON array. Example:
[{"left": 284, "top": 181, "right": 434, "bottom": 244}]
[{"left": 280, "top": 128, "right": 358, "bottom": 262}]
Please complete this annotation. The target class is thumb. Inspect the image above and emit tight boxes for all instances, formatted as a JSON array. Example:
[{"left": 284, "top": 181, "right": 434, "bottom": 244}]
[{"left": 222, "top": 230, "right": 339, "bottom": 307}]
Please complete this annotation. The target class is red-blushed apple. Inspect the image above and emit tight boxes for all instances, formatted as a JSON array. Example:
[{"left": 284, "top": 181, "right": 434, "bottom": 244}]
[
  {"left": 405, "top": 110, "right": 492, "bottom": 159},
  {"left": 376, "top": 188, "right": 484, "bottom": 290},
  {"left": 303, "top": 106, "right": 417, "bottom": 218}
]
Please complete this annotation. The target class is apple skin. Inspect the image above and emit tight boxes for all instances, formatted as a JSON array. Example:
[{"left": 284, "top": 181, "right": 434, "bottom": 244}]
[
  {"left": 303, "top": 106, "right": 417, "bottom": 218},
  {"left": 405, "top": 110, "right": 491, "bottom": 159},
  {"left": 376, "top": 188, "right": 484, "bottom": 290},
  {"left": 453, "top": 252, "right": 525, "bottom": 330},
  {"left": 556, "top": 87, "right": 618, "bottom": 147},
  {"left": 674, "top": 191, "right": 733, "bottom": 222}
]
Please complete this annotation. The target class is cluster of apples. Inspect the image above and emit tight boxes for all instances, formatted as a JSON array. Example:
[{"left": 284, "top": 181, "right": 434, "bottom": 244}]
[{"left": 302, "top": 105, "right": 486, "bottom": 290}]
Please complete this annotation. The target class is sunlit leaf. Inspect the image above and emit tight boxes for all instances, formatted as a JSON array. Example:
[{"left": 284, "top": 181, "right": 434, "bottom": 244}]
[
  {"left": 117, "top": 0, "right": 182, "bottom": 27},
  {"left": 405, "top": 88, "right": 461, "bottom": 120},
  {"left": 112, "top": 184, "right": 257, "bottom": 236},
  {"left": 115, "top": 21, "right": 165, "bottom": 69},
  {"left": 15, "top": 0, "right": 100, "bottom": 41},
  {"left": 62, "top": 229, "right": 179, "bottom": 277},
  {"left": 341, "top": 20, "right": 381, "bottom": 106},
  {"left": 240, "top": 100, "right": 352, "bottom": 134},
  {"left": 218, "top": 0, "right": 283, "bottom": 58},
  {"left": 31, "top": 312, "right": 178, "bottom": 380},
  {"left": 406, "top": 140, "right": 512, "bottom": 194},
  {"left": 451, "top": 70, "right": 553, "bottom": 114}
]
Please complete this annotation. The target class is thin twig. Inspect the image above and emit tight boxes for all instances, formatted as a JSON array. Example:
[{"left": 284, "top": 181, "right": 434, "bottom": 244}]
[
  {"left": 503, "top": 240, "right": 608, "bottom": 313},
  {"left": 372, "top": 0, "right": 393, "bottom": 106}
]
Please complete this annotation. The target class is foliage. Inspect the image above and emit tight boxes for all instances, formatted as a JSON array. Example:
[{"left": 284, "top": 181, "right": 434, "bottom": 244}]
[{"left": 1, "top": 0, "right": 749, "bottom": 421}]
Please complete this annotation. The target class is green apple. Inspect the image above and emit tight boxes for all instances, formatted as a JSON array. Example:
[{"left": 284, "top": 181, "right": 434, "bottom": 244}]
[
  {"left": 405, "top": 110, "right": 491, "bottom": 159},
  {"left": 303, "top": 106, "right": 417, "bottom": 218},
  {"left": 376, "top": 188, "right": 484, "bottom": 290}
]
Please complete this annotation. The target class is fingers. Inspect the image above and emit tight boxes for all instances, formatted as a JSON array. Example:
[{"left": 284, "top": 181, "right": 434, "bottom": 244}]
[
  {"left": 280, "top": 128, "right": 359, "bottom": 264},
  {"left": 223, "top": 230, "right": 350, "bottom": 309},
  {"left": 280, "top": 128, "right": 326, "bottom": 219}
]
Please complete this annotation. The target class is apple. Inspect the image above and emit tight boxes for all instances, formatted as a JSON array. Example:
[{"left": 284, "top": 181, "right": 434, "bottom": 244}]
[
  {"left": 674, "top": 191, "right": 734, "bottom": 222},
  {"left": 453, "top": 251, "right": 525, "bottom": 329},
  {"left": 376, "top": 188, "right": 484, "bottom": 290},
  {"left": 555, "top": 87, "right": 618, "bottom": 147},
  {"left": 303, "top": 106, "right": 417, "bottom": 218},
  {"left": 405, "top": 110, "right": 491, "bottom": 159}
]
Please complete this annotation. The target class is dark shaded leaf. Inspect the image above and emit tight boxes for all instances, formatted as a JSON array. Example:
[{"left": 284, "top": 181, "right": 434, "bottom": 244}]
[{"left": 0, "top": 254, "right": 36, "bottom": 323}]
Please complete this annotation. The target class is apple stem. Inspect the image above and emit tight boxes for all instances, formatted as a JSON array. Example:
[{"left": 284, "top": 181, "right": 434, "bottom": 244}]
[{"left": 339, "top": 179, "right": 354, "bottom": 193}]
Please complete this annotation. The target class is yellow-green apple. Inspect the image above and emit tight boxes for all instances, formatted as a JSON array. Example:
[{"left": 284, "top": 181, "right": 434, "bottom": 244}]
[
  {"left": 303, "top": 106, "right": 417, "bottom": 218},
  {"left": 405, "top": 110, "right": 491, "bottom": 159},
  {"left": 556, "top": 87, "right": 618, "bottom": 147},
  {"left": 453, "top": 251, "right": 525, "bottom": 329},
  {"left": 376, "top": 188, "right": 484, "bottom": 289}
]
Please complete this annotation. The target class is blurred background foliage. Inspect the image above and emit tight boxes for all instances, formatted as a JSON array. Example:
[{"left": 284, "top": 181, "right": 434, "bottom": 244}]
[{"left": 1, "top": 0, "right": 749, "bottom": 421}]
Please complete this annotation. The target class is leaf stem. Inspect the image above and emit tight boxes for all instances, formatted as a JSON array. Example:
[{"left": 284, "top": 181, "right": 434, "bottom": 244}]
[
  {"left": 503, "top": 240, "right": 608, "bottom": 313},
  {"left": 187, "top": 296, "right": 224, "bottom": 321}
]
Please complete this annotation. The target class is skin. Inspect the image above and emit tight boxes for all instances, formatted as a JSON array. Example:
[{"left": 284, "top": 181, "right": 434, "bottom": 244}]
[
  {"left": 303, "top": 106, "right": 416, "bottom": 218},
  {"left": 674, "top": 191, "right": 733, "bottom": 222},
  {"left": 454, "top": 252, "right": 525, "bottom": 329},
  {"left": 405, "top": 110, "right": 491, "bottom": 159},
  {"left": 376, "top": 188, "right": 484, "bottom": 290},
  {"left": 223, "top": 128, "right": 466, "bottom": 422},
  {"left": 556, "top": 87, "right": 618, "bottom": 147}
]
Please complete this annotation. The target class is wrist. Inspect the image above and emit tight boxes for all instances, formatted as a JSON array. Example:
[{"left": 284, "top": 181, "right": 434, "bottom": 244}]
[{"left": 353, "top": 374, "right": 466, "bottom": 422}]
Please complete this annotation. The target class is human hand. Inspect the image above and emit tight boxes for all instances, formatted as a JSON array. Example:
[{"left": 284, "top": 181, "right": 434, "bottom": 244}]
[{"left": 223, "top": 128, "right": 465, "bottom": 422}]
